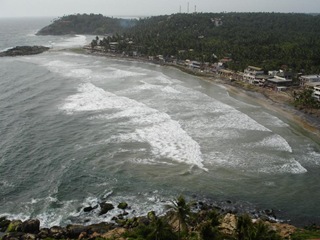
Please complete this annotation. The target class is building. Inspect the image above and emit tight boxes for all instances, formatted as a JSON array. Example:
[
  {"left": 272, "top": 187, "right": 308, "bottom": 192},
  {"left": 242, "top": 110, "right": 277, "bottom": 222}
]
[
  {"left": 305, "top": 82, "right": 320, "bottom": 101},
  {"left": 243, "top": 66, "right": 264, "bottom": 82},
  {"left": 265, "top": 76, "right": 293, "bottom": 91},
  {"left": 299, "top": 75, "right": 320, "bottom": 86}
]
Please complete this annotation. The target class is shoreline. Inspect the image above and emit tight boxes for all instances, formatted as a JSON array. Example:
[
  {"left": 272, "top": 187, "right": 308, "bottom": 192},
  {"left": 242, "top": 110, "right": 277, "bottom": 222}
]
[{"left": 77, "top": 48, "right": 320, "bottom": 141}]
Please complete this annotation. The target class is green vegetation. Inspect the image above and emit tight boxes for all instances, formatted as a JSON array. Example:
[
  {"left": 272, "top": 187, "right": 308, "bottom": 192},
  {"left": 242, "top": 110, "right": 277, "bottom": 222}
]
[
  {"left": 291, "top": 224, "right": 320, "bottom": 240},
  {"left": 38, "top": 12, "right": 320, "bottom": 73},
  {"left": 88, "top": 12, "right": 320, "bottom": 74},
  {"left": 37, "top": 14, "right": 137, "bottom": 35},
  {"left": 293, "top": 88, "right": 320, "bottom": 110}
]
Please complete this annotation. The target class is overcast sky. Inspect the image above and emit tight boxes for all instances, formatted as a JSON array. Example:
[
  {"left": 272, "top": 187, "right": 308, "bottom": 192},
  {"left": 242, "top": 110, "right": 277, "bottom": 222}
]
[{"left": 1, "top": 0, "right": 319, "bottom": 18}]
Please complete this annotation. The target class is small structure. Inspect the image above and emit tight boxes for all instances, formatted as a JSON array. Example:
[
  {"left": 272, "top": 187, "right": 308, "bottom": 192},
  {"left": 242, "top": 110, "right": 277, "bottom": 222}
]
[
  {"left": 211, "top": 18, "right": 223, "bottom": 27},
  {"left": 190, "top": 61, "right": 201, "bottom": 69},
  {"left": 299, "top": 75, "right": 320, "bottom": 86}
]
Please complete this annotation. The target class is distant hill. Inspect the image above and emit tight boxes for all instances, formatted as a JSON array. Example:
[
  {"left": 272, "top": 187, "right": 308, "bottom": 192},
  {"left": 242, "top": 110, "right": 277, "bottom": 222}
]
[{"left": 37, "top": 14, "right": 137, "bottom": 35}]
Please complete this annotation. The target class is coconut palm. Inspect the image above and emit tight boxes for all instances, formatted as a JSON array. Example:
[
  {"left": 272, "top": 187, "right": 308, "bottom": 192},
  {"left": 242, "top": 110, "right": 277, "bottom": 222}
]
[{"left": 168, "top": 195, "right": 191, "bottom": 240}]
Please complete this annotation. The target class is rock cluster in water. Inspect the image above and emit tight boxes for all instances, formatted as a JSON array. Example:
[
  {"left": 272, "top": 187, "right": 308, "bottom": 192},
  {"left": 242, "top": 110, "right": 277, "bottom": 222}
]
[{"left": 0, "top": 46, "right": 50, "bottom": 57}]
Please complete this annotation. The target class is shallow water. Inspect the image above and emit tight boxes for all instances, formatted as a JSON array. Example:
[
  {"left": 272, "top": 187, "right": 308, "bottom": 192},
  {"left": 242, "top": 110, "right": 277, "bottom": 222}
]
[{"left": 0, "top": 18, "right": 319, "bottom": 227}]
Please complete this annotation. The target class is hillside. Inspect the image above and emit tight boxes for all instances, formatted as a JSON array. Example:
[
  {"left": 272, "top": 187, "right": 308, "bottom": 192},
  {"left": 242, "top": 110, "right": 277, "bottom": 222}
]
[
  {"left": 37, "top": 13, "right": 137, "bottom": 35},
  {"left": 96, "top": 12, "right": 320, "bottom": 73},
  {"left": 38, "top": 13, "right": 320, "bottom": 73}
]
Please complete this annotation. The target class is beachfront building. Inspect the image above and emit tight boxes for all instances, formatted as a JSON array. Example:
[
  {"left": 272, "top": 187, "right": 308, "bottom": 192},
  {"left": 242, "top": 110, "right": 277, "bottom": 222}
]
[
  {"left": 265, "top": 70, "right": 293, "bottom": 90},
  {"left": 243, "top": 66, "right": 264, "bottom": 83},
  {"left": 299, "top": 75, "right": 320, "bottom": 86},
  {"left": 305, "top": 82, "right": 320, "bottom": 101}
]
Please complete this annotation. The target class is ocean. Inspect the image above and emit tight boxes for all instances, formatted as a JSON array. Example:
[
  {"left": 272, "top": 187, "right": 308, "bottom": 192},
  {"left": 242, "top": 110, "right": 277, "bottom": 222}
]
[{"left": 0, "top": 17, "right": 319, "bottom": 227}]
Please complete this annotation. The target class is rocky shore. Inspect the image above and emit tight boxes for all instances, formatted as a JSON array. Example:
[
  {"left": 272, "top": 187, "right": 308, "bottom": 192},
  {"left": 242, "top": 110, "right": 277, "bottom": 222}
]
[
  {"left": 0, "top": 46, "right": 50, "bottom": 57},
  {"left": 1, "top": 198, "right": 314, "bottom": 240}
]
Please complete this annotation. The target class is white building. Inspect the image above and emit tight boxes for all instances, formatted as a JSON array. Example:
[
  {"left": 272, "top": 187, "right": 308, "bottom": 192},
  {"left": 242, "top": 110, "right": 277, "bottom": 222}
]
[
  {"left": 305, "top": 82, "right": 320, "bottom": 101},
  {"left": 243, "top": 66, "right": 264, "bottom": 83},
  {"left": 300, "top": 75, "right": 320, "bottom": 86}
]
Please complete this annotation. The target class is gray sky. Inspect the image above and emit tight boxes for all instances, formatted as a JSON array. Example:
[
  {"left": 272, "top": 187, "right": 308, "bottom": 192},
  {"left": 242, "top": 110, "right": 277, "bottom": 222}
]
[{"left": 1, "top": 0, "right": 319, "bottom": 18}]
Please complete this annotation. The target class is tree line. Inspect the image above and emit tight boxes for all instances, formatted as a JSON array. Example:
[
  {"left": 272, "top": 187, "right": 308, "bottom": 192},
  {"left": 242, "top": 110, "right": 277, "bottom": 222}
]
[{"left": 89, "top": 12, "right": 320, "bottom": 74}]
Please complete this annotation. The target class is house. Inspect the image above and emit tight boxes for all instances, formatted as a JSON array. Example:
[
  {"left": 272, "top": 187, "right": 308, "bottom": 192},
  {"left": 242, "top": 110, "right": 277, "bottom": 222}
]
[
  {"left": 265, "top": 76, "right": 293, "bottom": 91},
  {"left": 243, "top": 66, "right": 264, "bottom": 82},
  {"left": 190, "top": 61, "right": 201, "bottom": 69},
  {"left": 211, "top": 18, "right": 223, "bottom": 27},
  {"left": 300, "top": 75, "right": 320, "bottom": 86}
]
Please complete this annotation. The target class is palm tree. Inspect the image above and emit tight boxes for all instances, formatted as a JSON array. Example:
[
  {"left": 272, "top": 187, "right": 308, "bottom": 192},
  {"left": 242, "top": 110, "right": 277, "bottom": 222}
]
[
  {"left": 150, "top": 217, "right": 177, "bottom": 240},
  {"left": 168, "top": 195, "right": 191, "bottom": 240}
]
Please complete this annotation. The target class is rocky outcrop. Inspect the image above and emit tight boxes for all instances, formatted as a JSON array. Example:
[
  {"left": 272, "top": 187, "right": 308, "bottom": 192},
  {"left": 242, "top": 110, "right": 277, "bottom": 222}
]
[
  {"left": 0, "top": 46, "right": 49, "bottom": 57},
  {"left": 99, "top": 202, "right": 114, "bottom": 215}
]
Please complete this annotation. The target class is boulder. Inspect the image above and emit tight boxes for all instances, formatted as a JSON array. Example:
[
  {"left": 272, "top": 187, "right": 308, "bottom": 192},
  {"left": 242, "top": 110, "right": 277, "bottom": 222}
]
[
  {"left": 265, "top": 222, "right": 297, "bottom": 239},
  {"left": 1, "top": 231, "right": 24, "bottom": 240},
  {"left": 101, "top": 227, "right": 126, "bottom": 240},
  {"left": 49, "top": 226, "right": 66, "bottom": 239},
  {"left": 219, "top": 213, "right": 237, "bottom": 235},
  {"left": 83, "top": 205, "right": 98, "bottom": 212},
  {"left": 65, "top": 224, "right": 88, "bottom": 238},
  {"left": 0, "top": 217, "right": 11, "bottom": 232},
  {"left": 5, "top": 220, "right": 22, "bottom": 233},
  {"left": 87, "top": 222, "right": 114, "bottom": 234},
  {"left": 21, "top": 219, "right": 40, "bottom": 234},
  {"left": 37, "top": 228, "right": 49, "bottom": 239},
  {"left": 117, "top": 202, "right": 128, "bottom": 210},
  {"left": 99, "top": 202, "right": 114, "bottom": 215}
]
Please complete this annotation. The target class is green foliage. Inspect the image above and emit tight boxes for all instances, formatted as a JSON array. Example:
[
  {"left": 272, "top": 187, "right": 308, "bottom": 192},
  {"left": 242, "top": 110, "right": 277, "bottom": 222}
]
[
  {"left": 169, "top": 195, "right": 191, "bottom": 237},
  {"left": 94, "top": 12, "right": 320, "bottom": 73},
  {"left": 293, "top": 89, "right": 320, "bottom": 109},
  {"left": 236, "top": 215, "right": 281, "bottom": 240},
  {"left": 123, "top": 217, "right": 177, "bottom": 240},
  {"left": 291, "top": 225, "right": 320, "bottom": 240},
  {"left": 37, "top": 14, "right": 137, "bottom": 35}
]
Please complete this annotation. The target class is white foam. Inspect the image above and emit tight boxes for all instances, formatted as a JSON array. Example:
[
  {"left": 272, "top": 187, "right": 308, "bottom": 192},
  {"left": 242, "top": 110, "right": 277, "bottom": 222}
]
[
  {"left": 213, "top": 112, "right": 271, "bottom": 131},
  {"left": 61, "top": 83, "right": 206, "bottom": 170},
  {"left": 0, "top": 180, "right": 14, "bottom": 188},
  {"left": 247, "top": 134, "right": 292, "bottom": 152},
  {"left": 53, "top": 35, "right": 87, "bottom": 48},
  {"left": 259, "top": 160, "right": 307, "bottom": 174}
]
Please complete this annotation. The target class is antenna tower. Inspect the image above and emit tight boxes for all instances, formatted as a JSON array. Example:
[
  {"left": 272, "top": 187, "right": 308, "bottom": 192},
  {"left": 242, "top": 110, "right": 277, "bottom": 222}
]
[{"left": 187, "top": 2, "right": 190, "bottom": 13}]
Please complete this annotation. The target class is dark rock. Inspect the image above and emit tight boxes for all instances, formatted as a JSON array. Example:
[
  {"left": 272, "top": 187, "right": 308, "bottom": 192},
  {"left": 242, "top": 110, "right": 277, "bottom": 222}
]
[
  {"left": 49, "top": 226, "right": 66, "bottom": 239},
  {"left": 117, "top": 202, "right": 128, "bottom": 210},
  {"left": 0, "top": 46, "right": 50, "bottom": 57},
  {"left": 0, "top": 218, "right": 11, "bottom": 232},
  {"left": 21, "top": 233, "right": 36, "bottom": 240},
  {"left": 83, "top": 205, "right": 98, "bottom": 212},
  {"left": 87, "top": 222, "right": 114, "bottom": 234},
  {"left": 1, "top": 231, "right": 24, "bottom": 240},
  {"left": 66, "top": 224, "right": 88, "bottom": 238},
  {"left": 264, "top": 209, "right": 276, "bottom": 218},
  {"left": 5, "top": 220, "right": 22, "bottom": 233},
  {"left": 37, "top": 228, "right": 49, "bottom": 239},
  {"left": 99, "top": 202, "right": 114, "bottom": 215},
  {"left": 21, "top": 219, "right": 40, "bottom": 234}
]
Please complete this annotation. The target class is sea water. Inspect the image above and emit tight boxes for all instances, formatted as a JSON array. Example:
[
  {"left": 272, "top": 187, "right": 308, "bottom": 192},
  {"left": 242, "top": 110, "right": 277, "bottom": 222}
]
[{"left": 0, "top": 18, "right": 320, "bottom": 227}]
